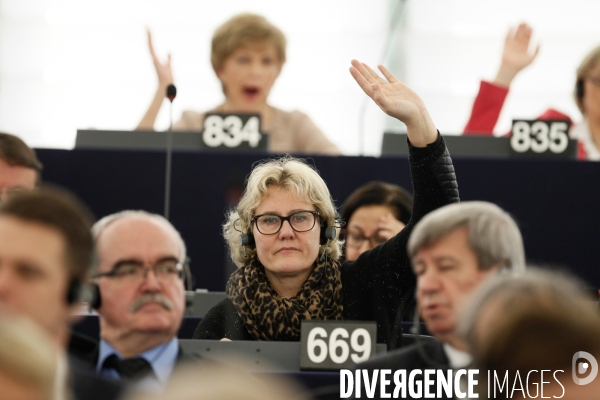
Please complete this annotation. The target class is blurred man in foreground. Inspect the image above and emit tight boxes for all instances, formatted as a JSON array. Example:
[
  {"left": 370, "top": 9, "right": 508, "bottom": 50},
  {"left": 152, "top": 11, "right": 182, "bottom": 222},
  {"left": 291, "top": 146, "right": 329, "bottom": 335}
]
[
  {"left": 460, "top": 268, "right": 600, "bottom": 399},
  {"left": 0, "top": 188, "right": 123, "bottom": 400}
]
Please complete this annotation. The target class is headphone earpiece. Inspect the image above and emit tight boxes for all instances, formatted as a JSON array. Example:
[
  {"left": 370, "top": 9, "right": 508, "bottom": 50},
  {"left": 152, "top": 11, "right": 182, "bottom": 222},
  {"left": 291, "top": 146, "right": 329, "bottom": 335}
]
[
  {"left": 240, "top": 233, "right": 255, "bottom": 248},
  {"left": 240, "top": 232, "right": 255, "bottom": 258},
  {"left": 325, "top": 226, "right": 336, "bottom": 241},
  {"left": 66, "top": 279, "right": 81, "bottom": 305},
  {"left": 89, "top": 283, "right": 102, "bottom": 310},
  {"left": 576, "top": 79, "right": 584, "bottom": 101},
  {"left": 319, "top": 226, "right": 336, "bottom": 245}
]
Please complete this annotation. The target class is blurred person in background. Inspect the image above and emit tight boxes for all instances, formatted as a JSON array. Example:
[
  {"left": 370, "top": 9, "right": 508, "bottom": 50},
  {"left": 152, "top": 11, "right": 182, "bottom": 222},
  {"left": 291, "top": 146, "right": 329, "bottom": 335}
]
[
  {"left": 137, "top": 13, "right": 340, "bottom": 155},
  {"left": 340, "top": 181, "right": 412, "bottom": 262},
  {"left": 0, "top": 310, "right": 58, "bottom": 400},
  {"left": 0, "top": 132, "right": 42, "bottom": 202},
  {"left": 0, "top": 188, "right": 124, "bottom": 400},
  {"left": 464, "top": 23, "right": 600, "bottom": 160},
  {"left": 460, "top": 268, "right": 600, "bottom": 399}
]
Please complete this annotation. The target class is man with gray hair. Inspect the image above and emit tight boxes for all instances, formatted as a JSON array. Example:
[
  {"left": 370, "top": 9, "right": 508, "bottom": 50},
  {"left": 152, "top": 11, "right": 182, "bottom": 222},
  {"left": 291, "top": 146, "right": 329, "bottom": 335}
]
[
  {"left": 82, "top": 210, "right": 191, "bottom": 391},
  {"left": 357, "top": 201, "right": 525, "bottom": 399}
]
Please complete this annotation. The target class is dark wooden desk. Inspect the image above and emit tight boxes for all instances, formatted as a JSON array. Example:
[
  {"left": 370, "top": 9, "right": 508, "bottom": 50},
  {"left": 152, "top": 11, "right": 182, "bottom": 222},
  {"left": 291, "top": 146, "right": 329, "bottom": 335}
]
[{"left": 36, "top": 147, "right": 600, "bottom": 290}]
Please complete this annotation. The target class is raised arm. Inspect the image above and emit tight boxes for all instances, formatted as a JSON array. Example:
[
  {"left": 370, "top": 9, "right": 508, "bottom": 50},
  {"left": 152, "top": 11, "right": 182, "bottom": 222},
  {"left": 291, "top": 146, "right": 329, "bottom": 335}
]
[
  {"left": 345, "top": 61, "right": 459, "bottom": 348},
  {"left": 136, "top": 29, "right": 174, "bottom": 130},
  {"left": 464, "top": 23, "right": 539, "bottom": 134}
]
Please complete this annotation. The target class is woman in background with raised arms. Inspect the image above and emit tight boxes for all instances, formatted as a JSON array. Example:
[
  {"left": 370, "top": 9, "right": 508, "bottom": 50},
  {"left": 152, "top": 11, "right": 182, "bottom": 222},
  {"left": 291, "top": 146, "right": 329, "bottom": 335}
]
[
  {"left": 137, "top": 13, "right": 340, "bottom": 155},
  {"left": 193, "top": 60, "right": 459, "bottom": 348}
]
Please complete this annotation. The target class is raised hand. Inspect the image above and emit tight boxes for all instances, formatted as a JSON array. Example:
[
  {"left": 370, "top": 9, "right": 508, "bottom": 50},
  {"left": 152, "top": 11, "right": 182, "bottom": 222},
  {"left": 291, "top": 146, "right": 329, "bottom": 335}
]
[
  {"left": 349, "top": 59, "right": 437, "bottom": 147},
  {"left": 495, "top": 23, "right": 539, "bottom": 87},
  {"left": 147, "top": 28, "right": 173, "bottom": 90},
  {"left": 136, "top": 29, "right": 174, "bottom": 130}
]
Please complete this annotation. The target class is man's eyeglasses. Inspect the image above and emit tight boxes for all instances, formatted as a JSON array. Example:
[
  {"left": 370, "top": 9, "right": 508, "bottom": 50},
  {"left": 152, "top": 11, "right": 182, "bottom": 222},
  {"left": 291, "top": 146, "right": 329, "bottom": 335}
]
[
  {"left": 94, "top": 259, "right": 184, "bottom": 282},
  {"left": 344, "top": 230, "right": 387, "bottom": 249},
  {"left": 252, "top": 210, "right": 319, "bottom": 235}
]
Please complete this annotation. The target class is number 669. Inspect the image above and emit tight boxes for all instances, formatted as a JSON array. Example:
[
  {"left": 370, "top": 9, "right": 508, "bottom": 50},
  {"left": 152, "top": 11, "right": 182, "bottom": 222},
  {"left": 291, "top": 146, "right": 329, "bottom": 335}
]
[{"left": 307, "top": 327, "right": 371, "bottom": 364}]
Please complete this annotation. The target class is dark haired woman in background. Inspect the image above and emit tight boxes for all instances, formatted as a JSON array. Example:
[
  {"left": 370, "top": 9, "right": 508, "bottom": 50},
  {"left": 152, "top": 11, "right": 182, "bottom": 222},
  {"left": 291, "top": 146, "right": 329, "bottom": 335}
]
[{"left": 341, "top": 181, "right": 413, "bottom": 261}]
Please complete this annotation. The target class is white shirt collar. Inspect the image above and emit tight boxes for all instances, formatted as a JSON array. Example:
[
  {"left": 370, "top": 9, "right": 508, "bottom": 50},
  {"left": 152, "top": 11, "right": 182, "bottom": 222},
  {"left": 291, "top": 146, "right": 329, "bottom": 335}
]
[
  {"left": 443, "top": 343, "right": 472, "bottom": 369},
  {"left": 54, "top": 350, "right": 69, "bottom": 400}
]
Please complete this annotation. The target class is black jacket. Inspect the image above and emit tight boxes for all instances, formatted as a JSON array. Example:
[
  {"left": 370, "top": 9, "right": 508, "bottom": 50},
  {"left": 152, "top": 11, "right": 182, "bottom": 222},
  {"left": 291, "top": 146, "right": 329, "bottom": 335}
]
[
  {"left": 357, "top": 339, "right": 453, "bottom": 400},
  {"left": 69, "top": 357, "right": 126, "bottom": 400}
]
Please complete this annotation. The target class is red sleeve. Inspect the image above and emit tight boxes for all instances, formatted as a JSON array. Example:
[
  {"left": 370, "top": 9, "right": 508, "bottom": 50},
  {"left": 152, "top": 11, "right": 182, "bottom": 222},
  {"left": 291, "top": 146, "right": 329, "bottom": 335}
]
[
  {"left": 578, "top": 141, "right": 587, "bottom": 160},
  {"left": 464, "top": 81, "right": 509, "bottom": 135}
]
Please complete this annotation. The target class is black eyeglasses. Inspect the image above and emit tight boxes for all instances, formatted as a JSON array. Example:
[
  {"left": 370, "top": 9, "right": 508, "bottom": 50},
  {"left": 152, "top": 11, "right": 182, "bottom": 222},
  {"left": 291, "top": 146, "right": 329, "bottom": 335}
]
[
  {"left": 93, "top": 259, "right": 184, "bottom": 283},
  {"left": 344, "top": 229, "right": 388, "bottom": 249},
  {"left": 252, "top": 210, "right": 319, "bottom": 235}
]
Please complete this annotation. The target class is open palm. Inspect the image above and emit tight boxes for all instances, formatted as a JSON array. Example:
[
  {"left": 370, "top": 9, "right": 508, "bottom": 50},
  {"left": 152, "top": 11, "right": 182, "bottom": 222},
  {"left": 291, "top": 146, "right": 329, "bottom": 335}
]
[
  {"left": 349, "top": 59, "right": 437, "bottom": 147},
  {"left": 147, "top": 29, "right": 173, "bottom": 89},
  {"left": 502, "top": 23, "right": 539, "bottom": 72}
]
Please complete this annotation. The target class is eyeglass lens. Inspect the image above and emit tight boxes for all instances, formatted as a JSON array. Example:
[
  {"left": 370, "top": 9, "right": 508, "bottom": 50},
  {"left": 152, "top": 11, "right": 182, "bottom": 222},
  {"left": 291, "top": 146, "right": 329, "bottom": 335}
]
[{"left": 255, "top": 211, "right": 316, "bottom": 234}]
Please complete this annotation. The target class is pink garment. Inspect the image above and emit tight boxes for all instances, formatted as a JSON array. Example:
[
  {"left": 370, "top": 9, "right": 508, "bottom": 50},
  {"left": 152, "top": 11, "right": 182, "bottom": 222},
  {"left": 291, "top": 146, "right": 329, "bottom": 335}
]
[{"left": 463, "top": 80, "right": 586, "bottom": 159}]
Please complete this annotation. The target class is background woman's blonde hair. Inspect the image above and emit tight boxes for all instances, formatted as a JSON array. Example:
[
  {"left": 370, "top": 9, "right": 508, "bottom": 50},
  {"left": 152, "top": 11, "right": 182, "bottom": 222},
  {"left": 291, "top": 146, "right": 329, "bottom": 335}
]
[
  {"left": 224, "top": 156, "right": 341, "bottom": 267},
  {"left": 0, "top": 312, "right": 57, "bottom": 400},
  {"left": 211, "top": 13, "right": 287, "bottom": 75},
  {"left": 575, "top": 44, "right": 600, "bottom": 114}
]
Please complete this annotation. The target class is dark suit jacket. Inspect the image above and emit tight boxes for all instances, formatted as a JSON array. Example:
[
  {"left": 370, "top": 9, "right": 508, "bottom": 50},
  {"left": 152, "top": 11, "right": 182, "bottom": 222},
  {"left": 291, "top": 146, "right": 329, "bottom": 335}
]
[
  {"left": 66, "top": 333, "right": 125, "bottom": 399},
  {"left": 68, "top": 332, "right": 195, "bottom": 367},
  {"left": 357, "top": 339, "right": 452, "bottom": 400},
  {"left": 68, "top": 331, "right": 199, "bottom": 396},
  {"left": 69, "top": 357, "right": 126, "bottom": 400}
]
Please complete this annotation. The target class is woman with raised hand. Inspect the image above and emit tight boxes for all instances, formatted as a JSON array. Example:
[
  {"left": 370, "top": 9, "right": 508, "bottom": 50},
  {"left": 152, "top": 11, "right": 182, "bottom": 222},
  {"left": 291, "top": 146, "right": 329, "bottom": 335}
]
[
  {"left": 464, "top": 23, "right": 540, "bottom": 135},
  {"left": 464, "top": 23, "right": 600, "bottom": 160},
  {"left": 137, "top": 13, "right": 340, "bottom": 155},
  {"left": 193, "top": 60, "right": 459, "bottom": 348}
]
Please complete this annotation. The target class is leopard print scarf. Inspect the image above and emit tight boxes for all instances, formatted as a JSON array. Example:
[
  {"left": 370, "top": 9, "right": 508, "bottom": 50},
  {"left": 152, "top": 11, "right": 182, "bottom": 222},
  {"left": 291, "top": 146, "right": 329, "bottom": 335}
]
[{"left": 226, "top": 256, "right": 344, "bottom": 341}]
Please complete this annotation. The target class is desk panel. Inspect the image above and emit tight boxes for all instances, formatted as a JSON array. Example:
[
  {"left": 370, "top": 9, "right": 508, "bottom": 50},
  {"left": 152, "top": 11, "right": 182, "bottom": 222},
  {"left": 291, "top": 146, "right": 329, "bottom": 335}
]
[{"left": 36, "top": 148, "right": 600, "bottom": 290}]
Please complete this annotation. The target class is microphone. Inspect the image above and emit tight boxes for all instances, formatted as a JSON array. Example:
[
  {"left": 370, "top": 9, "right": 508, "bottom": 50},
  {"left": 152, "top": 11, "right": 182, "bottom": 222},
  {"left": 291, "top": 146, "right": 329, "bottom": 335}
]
[
  {"left": 164, "top": 84, "right": 176, "bottom": 220},
  {"left": 167, "top": 84, "right": 177, "bottom": 102}
]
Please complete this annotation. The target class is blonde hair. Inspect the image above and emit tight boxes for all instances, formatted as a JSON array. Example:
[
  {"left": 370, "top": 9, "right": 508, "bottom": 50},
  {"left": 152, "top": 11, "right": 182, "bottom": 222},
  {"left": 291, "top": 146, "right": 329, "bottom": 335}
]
[
  {"left": 0, "top": 313, "right": 57, "bottom": 400},
  {"left": 211, "top": 13, "right": 286, "bottom": 75},
  {"left": 575, "top": 44, "right": 600, "bottom": 114},
  {"left": 224, "top": 156, "right": 341, "bottom": 267}
]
